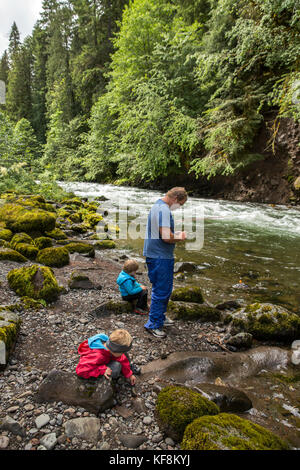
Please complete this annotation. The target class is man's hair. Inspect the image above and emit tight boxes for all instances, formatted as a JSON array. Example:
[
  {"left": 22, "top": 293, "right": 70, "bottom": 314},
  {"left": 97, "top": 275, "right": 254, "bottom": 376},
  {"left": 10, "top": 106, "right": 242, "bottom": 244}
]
[
  {"left": 166, "top": 187, "right": 188, "bottom": 202},
  {"left": 123, "top": 259, "right": 139, "bottom": 274},
  {"left": 109, "top": 329, "right": 132, "bottom": 347}
]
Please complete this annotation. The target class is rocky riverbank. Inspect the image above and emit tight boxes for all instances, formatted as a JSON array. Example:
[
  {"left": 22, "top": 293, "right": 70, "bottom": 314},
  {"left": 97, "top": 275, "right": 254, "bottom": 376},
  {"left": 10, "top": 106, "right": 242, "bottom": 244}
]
[{"left": 0, "top": 190, "right": 299, "bottom": 451}]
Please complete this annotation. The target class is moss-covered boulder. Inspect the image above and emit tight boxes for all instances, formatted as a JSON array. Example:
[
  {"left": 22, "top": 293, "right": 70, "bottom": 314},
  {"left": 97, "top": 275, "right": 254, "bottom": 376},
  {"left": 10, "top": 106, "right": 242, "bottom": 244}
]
[
  {"left": 0, "top": 310, "right": 21, "bottom": 368},
  {"left": 68, "top": 271, "right": 96, "bottom": 290},
  {"left": 94, "top": 240, "right": 116, "bottom": 250},
  {"left": 0, "top": 228, "right": 13, "bottom": 241},
  {"left": 7, "top": 265, "right": 62, "bottom": 303},
  {"left": 45, "top": 227, "right": 68, "bottom": 240},
  {"left": 156, "top": 386, "right": 219, "bottom": 442},
  {"left": 10, "top": 232, "right": 34, "bottom": 249},
  {"left": 0, "top": 247, "right": 27, "bottom": 263},
  {"left": 65, "top": 242, "right": 95, "bottom": 258},
  {"left": 37, "top": 246, "right": 70, "bottom": 268},
  {"left": 84, "top": 212, "right": 103, "bottom": 228},
  {"left": 167, "top": 301, "right": 221, "bottom": 322},
  {"left": 34, "top": 237, "right": 53, "bottom": 250},
  {"left": 14, "top": 243, "right": 39, "bottom": 260},
  {"left": 67, "top": 212, "right": 82, "bottom": 224},
  {"left": 227, "top": 302, "right": 300, "bottom": 342},
  {"left": 0, "top": 203, "right": 56, "bottom": 234},
  {"left": 181, "top": 413, "right": 289, "bottom": 450},
  {"left": 171, "top": 286, "right": 204, "bottom": 303},
  {"left": 61, "top": 197, "right": 84, "bottom": 207}
]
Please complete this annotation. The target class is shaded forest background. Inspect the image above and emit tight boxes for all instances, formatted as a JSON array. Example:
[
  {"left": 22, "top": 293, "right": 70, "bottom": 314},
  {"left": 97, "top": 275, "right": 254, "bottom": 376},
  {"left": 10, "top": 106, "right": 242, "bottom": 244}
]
[{"left": 0, "top": 0, "right": 299, "bottom": 201}]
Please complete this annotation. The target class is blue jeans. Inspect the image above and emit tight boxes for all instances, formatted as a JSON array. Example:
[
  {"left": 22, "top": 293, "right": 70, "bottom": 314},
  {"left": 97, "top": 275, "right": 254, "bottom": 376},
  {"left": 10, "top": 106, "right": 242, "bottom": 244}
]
[{"left": 144, "top": 258, "right": 174, "bottom": 330}]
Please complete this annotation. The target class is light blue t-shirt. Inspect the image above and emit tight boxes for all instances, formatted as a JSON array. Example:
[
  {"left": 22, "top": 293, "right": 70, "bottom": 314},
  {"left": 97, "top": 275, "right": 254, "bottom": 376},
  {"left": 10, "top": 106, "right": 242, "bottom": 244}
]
[{"left": 143, "top": 199, "right": 175, "bottom": 259}]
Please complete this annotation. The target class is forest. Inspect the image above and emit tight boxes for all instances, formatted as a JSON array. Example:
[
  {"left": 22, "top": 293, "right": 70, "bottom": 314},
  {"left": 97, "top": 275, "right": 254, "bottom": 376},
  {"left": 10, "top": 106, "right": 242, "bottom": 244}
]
[{"left": 0, "top": 0, "right": 299, "bottom": 196}]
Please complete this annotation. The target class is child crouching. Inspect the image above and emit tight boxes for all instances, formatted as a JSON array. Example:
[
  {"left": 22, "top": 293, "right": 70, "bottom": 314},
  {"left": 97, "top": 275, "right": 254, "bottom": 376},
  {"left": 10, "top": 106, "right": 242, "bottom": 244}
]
[
  {"left": 76, "top": 329, "right": 139, "bottom": 385},
  {"left": 117, "top": 259, "right": 148, "bottom": 315}
]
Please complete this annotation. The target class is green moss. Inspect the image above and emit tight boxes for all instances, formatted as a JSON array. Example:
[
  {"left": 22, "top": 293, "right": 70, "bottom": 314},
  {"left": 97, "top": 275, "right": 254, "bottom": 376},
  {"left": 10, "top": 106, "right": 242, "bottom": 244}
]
[
  {"left": 84, "top": 212, "right": 103, "bottom": 228},
  {"left": 171, "top": 286, "right": 204, "bottom": 304},
  {"left": 156, "top": 386, "right": 219, "bottom": 442},
  {"left": 14, "top": 243, "right": 39, "bottom": 260},
  {"left": 0, "top": 228, "right": 13, "bottom": 241},
  {"left": 0, "top": 247, "right": 27, "bottom": 263},
  {"left": 0, "top": 203, "right": 56, "bottom": 234},
  {"left": 62, "top": 197, "right": 84, "bottom": 207},
  {"left": 231, "top": 303, "right": 300, "bottom": 341},
  {"left": 0, "top": 310, "right": 21, "bottom": 363},
  {"left": 168, "top": 301, "right": 221, "bottom": 322},
  {"left": 64, "top": 242, "right": 95, "bottom": 258},
  {"left": 181, "top": 413, "right": 289, "bottom": 450},
  {"left": 271, "top": 372, "right": 300, "bottom": 384},
  {"left": 34, "top": 237, "right": 53, "bottom": 250},
  {"left": 45, "top": 227, "right": 68, "bottom": 240},
  {"left": 7, "top": 265, "right": 62, "bottom": 303},
  {"left": 37, "top": 246, "right": 70, "bottom": 268},
  {"left": 67, "top": 212, "right": 82, "bottom": 223},
  {"left": 94, "top": 240, "right": 116, "bottom": 250},
  {"left": 10, "top": 232, "right": 34, "bottom": 248}
]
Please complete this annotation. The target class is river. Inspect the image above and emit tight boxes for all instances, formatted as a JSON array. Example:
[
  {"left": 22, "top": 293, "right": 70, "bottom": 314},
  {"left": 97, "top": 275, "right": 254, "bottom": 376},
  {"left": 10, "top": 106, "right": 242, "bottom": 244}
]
[{"left": 59, "top": 181, "right": 300, "bottom": 313}]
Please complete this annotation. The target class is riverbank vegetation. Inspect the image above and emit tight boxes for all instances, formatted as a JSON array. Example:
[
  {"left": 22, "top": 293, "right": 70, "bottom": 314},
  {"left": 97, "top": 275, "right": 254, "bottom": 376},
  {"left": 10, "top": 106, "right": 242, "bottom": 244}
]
[{"left": 0, "top": 0, "right": 299, "bottom": 191}]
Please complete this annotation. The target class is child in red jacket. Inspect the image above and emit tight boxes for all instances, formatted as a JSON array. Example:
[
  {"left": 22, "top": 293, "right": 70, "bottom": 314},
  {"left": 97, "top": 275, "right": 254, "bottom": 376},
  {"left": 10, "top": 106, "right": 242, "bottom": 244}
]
[{"left": 76, "top": 329, "right": 137, "bottom": 385}]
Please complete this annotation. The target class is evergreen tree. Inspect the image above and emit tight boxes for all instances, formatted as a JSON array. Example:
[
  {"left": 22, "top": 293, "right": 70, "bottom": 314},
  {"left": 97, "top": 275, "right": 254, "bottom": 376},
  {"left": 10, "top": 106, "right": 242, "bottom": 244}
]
[
  {"left": 0, "top": 51, "right": 10, "bottom": 84},
  {"left": 8, "top": 22, "right": 21, "bottom": 62}
]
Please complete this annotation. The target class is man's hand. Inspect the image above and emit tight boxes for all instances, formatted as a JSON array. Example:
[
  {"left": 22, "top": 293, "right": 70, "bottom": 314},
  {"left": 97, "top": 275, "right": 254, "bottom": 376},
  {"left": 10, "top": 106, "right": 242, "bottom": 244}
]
[
  {"left": 104, "top": 367, "right": 112, "bottom": 380},
  {"left": 141, "top": 285, "right": 148, "bottom": 290},
  {"left": 174, "top": 231, "right": 187, "bottom": 241}
]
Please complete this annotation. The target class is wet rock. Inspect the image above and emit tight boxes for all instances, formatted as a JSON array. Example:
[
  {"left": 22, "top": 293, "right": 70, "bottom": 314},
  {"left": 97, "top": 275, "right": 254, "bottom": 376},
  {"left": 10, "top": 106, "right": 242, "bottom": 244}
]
[
  {"left": 167, "top": 301, "right": 221, "bottom": 322},
  {"left": 35, "top": 370, "right": 114, "bottom": 414},
  {"left": 194, "top": 383, "right": 252, "bottom": 412},
  {"left": 64, "top": 417, "right": 101, "bottom": 443},
  {"left": 119, "top": 434, "right": 147, "bottom": 449},
  {"left": 174, "top": 262, "right": 199, "bottom": 273},
  {"left": 226, "top": 332, "right": 253, "bottom": 349}
]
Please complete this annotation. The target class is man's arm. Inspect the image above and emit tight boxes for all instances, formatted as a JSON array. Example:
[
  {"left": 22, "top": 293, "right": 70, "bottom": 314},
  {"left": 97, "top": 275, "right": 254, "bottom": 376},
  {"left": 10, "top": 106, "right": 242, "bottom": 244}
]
[{"left": 160, "top": 227, "right": 186, "bottom": 244}]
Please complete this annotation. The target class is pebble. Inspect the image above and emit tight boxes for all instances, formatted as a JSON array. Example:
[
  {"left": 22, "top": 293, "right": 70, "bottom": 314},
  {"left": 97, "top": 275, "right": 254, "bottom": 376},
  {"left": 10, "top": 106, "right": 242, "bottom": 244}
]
[
  {"left": 0, "top": 436, "right": 10, "bottom": 449},
  {"left": 40, "top": 433, "right": 57, "bottom": 450},
  {"left": 143, "top": 416, "right": 152, "bottom": 425},
  {"left": 35, "top": 414, "right": 51, "bottom": 429}
]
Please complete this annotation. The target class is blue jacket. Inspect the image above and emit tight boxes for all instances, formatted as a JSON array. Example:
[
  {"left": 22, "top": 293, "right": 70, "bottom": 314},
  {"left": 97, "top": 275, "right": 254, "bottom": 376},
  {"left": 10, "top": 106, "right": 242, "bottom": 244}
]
[{"left": 117, "top": 270, "right": 143, "bottom": 297}]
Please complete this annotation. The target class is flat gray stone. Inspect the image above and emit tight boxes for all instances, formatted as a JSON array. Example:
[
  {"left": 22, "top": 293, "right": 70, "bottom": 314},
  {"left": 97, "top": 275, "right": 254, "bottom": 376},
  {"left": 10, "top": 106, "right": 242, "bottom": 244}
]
[
  {"left": 64, "top": 417, "right": 101, "bottom": 443},
  {"left": 40, "top": 433, "right": 57, "bottom": 450},
  {"left": 35, "top": 414, "right": 50, "bottom": 429},
  {"left": 119, "top": 434, "right": 147, "bottom": 449},
  {"left": 0, "top": 415, "right": 26, "bottom": 437}
]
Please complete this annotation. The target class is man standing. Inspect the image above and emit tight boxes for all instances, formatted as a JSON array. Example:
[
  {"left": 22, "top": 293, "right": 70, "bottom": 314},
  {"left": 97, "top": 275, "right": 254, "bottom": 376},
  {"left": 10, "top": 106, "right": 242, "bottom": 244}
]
[{"left": 143, "top": 187, "right": 188, "bottom": 338}]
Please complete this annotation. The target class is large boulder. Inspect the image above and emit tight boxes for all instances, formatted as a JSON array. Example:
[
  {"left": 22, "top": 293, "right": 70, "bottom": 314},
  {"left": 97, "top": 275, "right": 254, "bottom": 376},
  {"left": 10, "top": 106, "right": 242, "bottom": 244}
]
[
  {"left": 167, "top": 301, "right": 221, "bottom": 322},
  {"left": 37, "top": 246, "right": 70, "bottom": 268},
  {"left": 64, "top": 242, "right": 95, "bottom": 258},
  {"left": 181, "top": 413, "right": 289, "bottom": 450},
  {"left": 156, "top": 385, "right": 219, "bottom": 442},
  {"left": 35, "top": 370, "right": 114, "bottom": 414},
  {"left": 0, "top": 247, "right": 27, "bottom": 263},
  {"left": 0, "top": 203, "right": 56, "bottom": 234},
  {"left": 226, "top": 302, "right": 300, "bottom": 342},
  {"left": 171, "top": 286, "right": 204, "bottom": 304},
  {"left": 0, "top": 310, "right": 21, "bottom": 368},
  {"left": 7, "top": 265, "right": 62, "bottom": 303}
]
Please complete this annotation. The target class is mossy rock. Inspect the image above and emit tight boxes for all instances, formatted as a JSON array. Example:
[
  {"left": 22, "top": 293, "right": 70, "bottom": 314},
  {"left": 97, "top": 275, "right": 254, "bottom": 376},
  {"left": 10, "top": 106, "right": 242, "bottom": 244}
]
[
  {"left": 171, "top": 286, "right": 204, "bottom": 303},
  {"left": 10, "top": 232, "right": 34, "bottom": 249},
  {"left": 62, "top": 197, "right": 84, "bottom": 207},
  {"left": 37, "top": 246, "right": 70, "bottom": 268},
  {"left": 84, "top": 202, "right": 98, "bottom": 212},
  {"left": 156, "top": 385, "right": 219, "bottom": 442},
  {"left": 167, "top": 301, "right": 221, "bottom": 322},
  {"left": 181, "top": 413, "right": 289, "bottom": 450},
  {"left": 57, "top": 208, "right": 72, "bottom": 219},
  {"left": 0, "top": 203, "right": 56, "bottom": 234},
  {"left": 19, "top": 296, "right": 46, "bottom": 310},
  {"left": 0, "top": 247, "right": 27, "bottom": 263},
  {"left": 0, "top": 310, "right": 22, "bottom": 367},
  {"left": 65, "top": 242, "right": 95, "bottom": 258},
  {"left": 69, "top": 223, "right": 90, "bottom": 234},
  {"left": 14, "top": 243, "right": 39, "bottom": 260},
  {"left": 84, "top": 212, "right": 103, "bottom": 228},
  {"left": 67, "top": 213, "right": 82, "bottom": 224},
  {"left": 7, "top": 265, "right": 62, "bottom": 303},
  {"left": 227, "top": 302, "right": 300, "bottom": 342},
  {"left": 0, "top": 228, "right": 13, "bottom": 242},
  {"left": 45, "top": 227, "right": 68, "bottom": 240},
  {"left": 34, "top": 237, "right": 53, "bottom": 250},
  {"left": 94, "top": 240, "right": 116, "bottom": 250}
]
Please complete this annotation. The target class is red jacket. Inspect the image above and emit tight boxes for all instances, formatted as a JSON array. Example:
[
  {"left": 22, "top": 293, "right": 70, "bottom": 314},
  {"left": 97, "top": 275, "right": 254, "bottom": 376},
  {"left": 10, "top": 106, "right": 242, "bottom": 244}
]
[{"left": 75, "top": 340, "right": 133, "bottom": 379}]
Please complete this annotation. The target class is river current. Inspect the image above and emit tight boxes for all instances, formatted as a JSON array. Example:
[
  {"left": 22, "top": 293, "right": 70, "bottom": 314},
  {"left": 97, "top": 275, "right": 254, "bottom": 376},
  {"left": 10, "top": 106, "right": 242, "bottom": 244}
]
[{"left": 59, "top": 182, "right": 300, "bottom": 313}]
